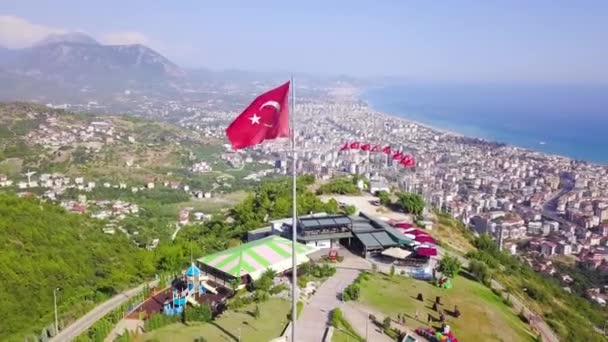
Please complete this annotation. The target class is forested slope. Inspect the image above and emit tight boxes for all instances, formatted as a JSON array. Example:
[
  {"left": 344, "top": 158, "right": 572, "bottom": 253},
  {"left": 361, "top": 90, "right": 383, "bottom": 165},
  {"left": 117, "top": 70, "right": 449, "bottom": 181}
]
[{"left": 0, "top": 193, "right": 155, "bottom": 341}]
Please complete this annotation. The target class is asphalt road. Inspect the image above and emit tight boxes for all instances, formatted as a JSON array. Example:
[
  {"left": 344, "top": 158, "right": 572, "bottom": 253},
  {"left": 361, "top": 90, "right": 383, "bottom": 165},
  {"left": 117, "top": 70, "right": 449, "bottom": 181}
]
[{"left": 50, "top": 280, "right": 158, "bottom": 342}]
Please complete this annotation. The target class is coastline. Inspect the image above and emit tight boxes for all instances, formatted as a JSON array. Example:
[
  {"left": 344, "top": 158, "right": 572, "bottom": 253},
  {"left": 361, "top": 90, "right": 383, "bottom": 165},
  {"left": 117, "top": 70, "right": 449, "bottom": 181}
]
[
  {"left": 361, "top": 96, "right": 464, "bottom": 138},
  {"left": 353, "top": 84, "right": 607, "bottom": 166}
]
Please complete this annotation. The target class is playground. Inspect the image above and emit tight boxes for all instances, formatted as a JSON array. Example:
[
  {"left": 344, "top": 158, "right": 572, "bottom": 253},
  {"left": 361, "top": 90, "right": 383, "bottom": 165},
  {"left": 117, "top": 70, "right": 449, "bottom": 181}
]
[
  {"left": 358, "top": 273, "right": 536, "bottom": 341},
  {"left": 128, "top": 263, "right": 231, "bottom": 320}
]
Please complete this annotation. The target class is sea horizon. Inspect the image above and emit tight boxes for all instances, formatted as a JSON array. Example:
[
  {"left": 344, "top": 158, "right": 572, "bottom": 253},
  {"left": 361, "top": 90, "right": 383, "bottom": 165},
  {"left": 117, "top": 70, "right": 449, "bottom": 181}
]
[{"left": 362, "top": 83, "right": 608, "bottom": 164}]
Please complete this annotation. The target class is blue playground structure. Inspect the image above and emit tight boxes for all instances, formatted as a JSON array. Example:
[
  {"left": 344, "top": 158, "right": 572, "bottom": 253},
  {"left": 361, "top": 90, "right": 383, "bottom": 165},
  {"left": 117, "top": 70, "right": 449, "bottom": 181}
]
[{"left": 163, "top": 263, "right": 208, "bottom": 316}]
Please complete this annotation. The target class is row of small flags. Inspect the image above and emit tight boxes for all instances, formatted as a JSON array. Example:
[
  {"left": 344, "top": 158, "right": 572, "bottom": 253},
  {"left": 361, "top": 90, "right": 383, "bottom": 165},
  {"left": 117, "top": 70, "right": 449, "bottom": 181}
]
[{"left": 338, "top": 142, "right": 415, "bottom": 167}]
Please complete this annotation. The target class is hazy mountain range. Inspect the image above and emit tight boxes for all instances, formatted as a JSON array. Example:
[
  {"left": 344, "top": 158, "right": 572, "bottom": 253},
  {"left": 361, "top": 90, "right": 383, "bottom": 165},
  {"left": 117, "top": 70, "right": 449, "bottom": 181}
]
[
  {"left": 0, "top": 32, "right": 186, "bottom": 99},
  {"left": 0, "top": 32, "right": 368, "bottom": 104}
]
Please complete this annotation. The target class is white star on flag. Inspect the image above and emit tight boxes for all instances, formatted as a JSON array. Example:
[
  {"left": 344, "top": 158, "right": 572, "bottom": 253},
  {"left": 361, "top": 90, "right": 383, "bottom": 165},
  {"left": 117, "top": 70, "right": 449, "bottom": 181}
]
[{"left": 249, "top": 114, "right": 261, "bottom": 125}]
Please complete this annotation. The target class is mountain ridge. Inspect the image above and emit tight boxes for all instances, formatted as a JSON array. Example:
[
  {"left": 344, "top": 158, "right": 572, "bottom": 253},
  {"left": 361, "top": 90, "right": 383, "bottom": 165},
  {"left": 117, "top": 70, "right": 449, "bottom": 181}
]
[{"left": 0, "top": 32, "right": 184, "bottom": 96}]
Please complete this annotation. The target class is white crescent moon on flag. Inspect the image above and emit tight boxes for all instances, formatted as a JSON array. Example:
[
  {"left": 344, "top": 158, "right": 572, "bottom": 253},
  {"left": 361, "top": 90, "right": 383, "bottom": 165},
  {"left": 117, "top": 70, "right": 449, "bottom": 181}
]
[
  {"left": 260, "top": 101, "right": 281, "bottom": 112},
  {"left": 259, "top": 101, "right": 281, "bottom": 127}
]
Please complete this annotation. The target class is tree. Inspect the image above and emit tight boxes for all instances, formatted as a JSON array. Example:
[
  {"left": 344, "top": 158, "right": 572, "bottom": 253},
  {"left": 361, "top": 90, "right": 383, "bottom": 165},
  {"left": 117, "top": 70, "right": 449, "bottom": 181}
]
[
  {"left": 376, "top": 191, "right": 391, "bottom": 206},
  {"left": 253, "top": 269, "right": 277, "bottom": 292},
  {"left": 316, "top": 177, "right": 361, "bottom": 195},
  {"left": 397, "top": 193, "right": 425, "bottom": 216},
  {"left": 438, "top": 255, "right": 462, "bottom": 278}
]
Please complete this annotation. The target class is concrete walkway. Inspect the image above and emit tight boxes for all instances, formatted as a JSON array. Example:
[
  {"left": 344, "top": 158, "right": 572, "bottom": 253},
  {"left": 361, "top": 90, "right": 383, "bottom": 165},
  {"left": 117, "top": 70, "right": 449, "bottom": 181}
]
[
  {"left": 340, "top": 303, "right": 393, "bottom": 342},
  {"left": 286, "top": 249, "right": 370, "bottom": 342}
]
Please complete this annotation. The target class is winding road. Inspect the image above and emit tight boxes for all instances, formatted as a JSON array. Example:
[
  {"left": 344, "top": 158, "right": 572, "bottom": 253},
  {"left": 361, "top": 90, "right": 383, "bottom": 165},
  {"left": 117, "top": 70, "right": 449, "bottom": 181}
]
[{"left": 50, "top": 280, "right": 158, "bottom": 342}]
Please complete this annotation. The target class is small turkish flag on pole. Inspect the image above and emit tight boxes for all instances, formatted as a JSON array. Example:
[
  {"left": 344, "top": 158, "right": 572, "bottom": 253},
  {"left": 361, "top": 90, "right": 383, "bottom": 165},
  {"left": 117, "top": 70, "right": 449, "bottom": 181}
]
[{"left": 226, "top": 81, "right": 290, "bottom": 150}]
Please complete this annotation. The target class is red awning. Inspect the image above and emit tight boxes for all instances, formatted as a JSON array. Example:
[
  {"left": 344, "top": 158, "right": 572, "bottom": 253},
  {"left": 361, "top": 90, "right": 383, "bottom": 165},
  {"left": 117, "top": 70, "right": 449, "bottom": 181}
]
[
  {"left": 404, "top": 228, "right": 430, "bottom": 236},
  {"left": 415, "top": 235, "right": 436, "bottom": 244},
  {"left": 392, "top": 222, "right": 414, "bottom": 229},
  {"left": 416, "top": 247, "right": 437, "bottom": 257}
]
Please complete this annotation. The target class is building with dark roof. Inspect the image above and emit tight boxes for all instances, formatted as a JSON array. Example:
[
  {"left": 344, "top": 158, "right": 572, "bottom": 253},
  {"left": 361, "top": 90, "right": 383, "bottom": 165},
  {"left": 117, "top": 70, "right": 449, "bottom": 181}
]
[
  {"left": 283, "top": 214, "right": 355, "bottom": 249},
  {"left": 278, "top": 212, "right": 414, "bottom": 258}
]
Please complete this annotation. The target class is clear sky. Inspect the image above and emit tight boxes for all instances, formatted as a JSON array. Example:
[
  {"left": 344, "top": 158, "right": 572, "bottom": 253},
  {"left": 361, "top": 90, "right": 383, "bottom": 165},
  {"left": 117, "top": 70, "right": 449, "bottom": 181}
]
[{"left": 0, "top": 0, "right": 607, "bottom": 83}]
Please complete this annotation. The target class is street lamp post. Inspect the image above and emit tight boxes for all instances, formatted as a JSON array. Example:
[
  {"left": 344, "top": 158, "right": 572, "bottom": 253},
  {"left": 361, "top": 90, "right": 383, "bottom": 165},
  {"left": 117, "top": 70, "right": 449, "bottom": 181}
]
[
  {"left": 53, "top": 287, "right": 61, "bottom": 335},
  {"left": 366, "top": 316, "right": 369, "bottom": 342}
]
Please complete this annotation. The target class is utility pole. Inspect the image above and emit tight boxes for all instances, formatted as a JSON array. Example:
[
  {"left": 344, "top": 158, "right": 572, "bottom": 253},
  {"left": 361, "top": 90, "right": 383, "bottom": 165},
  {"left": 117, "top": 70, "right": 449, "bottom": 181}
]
[
  {"left": 366, "top": 316, "right": 369, "bottom": 342},
  {"left": 53, "top": 287, "right": 61, "bottom": 335}
]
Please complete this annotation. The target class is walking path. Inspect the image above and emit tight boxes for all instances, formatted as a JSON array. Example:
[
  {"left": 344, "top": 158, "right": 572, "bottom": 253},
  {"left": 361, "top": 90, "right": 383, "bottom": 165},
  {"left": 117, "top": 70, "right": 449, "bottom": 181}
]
[
  {"left": 490, "top": 280, "right": 559, "bottom": 342},
  {"left": 50, "top": 280, "right": 157, "bottom": 342},
  {"left": 340, "top": 303, "right": 393, "bottom": 342},
  {"left": 286, "top": 249, "right": 370, "bottom": 342}
]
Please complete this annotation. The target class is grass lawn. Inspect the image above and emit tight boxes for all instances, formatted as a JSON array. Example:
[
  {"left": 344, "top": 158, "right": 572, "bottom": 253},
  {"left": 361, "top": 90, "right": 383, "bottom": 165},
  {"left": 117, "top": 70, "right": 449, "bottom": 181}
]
[
  {"left": 359, "top": 273, "right": 535, "bottom": 342},
  {"left": 139, "top": 298, "right": 290, "bottom": 342},
  {"left": 331, "top": 309, "right": 364, "bottom": 342}
]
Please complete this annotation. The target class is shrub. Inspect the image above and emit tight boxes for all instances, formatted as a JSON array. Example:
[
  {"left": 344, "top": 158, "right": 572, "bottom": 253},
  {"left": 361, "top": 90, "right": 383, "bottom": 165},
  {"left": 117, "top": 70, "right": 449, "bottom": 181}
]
[
  {"left": 297, "top": 275, "right": 309, "bottom": 288},
  {"left": 253, "top": 290, "right": 269, "bottom": 303},
  {"left": 469, "top": 259, "right": 492, "bottom": 284},
  {"left": 144, "top": 313, "right": 180, "bottom": 332},
  {"left": 227, "top": 295, "right": 254, "bottom": 310},
  {"left": 382, "top": 316, "right": 392, "bottom": 330},
  {"left": 253, "top": 304, "right": 260, "bottom": 319},
  {"left": 384, "top": 327, "right": 400, "bottom": 340},
  {"left": 342, "top": 284, "right": 360, "bottom": 301},
  {"left": 269, "top": 283, "right": 288, "bottom": 295},
  {"left": 186, "top": 303, "right": 213, "bottom": 323},
  {"left": 390, "top": 265, "right": 395, "bottom": 277}
]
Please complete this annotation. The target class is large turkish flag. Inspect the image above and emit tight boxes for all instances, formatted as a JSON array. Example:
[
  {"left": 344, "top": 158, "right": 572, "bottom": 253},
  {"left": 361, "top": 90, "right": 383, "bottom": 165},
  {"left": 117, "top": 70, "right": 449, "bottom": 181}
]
[{"left": 226, "top": 81, "right": 290, "bottom": 149}]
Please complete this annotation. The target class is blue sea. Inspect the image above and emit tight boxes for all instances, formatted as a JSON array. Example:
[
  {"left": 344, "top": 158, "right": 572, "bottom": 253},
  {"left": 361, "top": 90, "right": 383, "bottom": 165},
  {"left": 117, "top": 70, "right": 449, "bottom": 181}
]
[{"left": 363, "top": 83, "right": 608, "bottom": 164}]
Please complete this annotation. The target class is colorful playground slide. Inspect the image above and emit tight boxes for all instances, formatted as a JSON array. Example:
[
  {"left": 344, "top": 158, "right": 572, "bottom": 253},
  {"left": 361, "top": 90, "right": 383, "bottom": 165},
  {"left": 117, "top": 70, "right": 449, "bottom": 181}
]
[
  {"left": 186, "top": 295, "right": 200, "bottom": 307},
  {"left": 201, "top": 281, "right": 218, "bottom": 294}
]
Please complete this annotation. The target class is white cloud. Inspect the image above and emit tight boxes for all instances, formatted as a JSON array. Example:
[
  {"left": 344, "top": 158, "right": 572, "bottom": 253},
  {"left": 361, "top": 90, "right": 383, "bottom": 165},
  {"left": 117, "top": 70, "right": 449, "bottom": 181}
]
[
  {"left": 100, "top": 31, "right": 151, "bottom": 46},
  {"left": 0, "top": 15, "right": 66, "bottom": 48}
]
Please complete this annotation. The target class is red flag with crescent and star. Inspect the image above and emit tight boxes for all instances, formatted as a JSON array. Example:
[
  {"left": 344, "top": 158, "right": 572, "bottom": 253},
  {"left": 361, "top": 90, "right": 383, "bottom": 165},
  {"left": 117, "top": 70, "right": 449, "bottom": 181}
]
[
  {"left": 392, "top": 151, "right": 404, "bottom": 160},
  {"left": 339, "top": 142, "right": 349, "bottom": 151},
  {"left": 360, "top": 143, "right": 371, "bottom": 151},
  {"left": 225, "top": 81, "right": 290, "bottom": 150},
  {"left": 349, "top": 141, "right": 361, "bottom": 149},
  {"left": 381, "top": 145, "right": 392, "bottom": 154},
  {"left": 370, "top": 144, "right": 380, "bottom": 152}
]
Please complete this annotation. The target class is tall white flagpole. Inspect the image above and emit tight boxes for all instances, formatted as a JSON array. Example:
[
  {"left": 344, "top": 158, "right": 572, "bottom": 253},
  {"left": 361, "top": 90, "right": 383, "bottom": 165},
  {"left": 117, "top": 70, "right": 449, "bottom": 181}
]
[{"left": 290, "top": 76, "right": 298, "bottom": 341}]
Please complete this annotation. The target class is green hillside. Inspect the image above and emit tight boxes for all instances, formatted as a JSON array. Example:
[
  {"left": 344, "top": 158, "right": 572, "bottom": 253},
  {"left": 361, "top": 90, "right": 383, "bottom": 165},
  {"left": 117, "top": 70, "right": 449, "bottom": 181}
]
[
  {"left": 0, "top": 193, "right": 155, "bottom": 341},
  {"left": 431, "top": 213, "right": 608, "bottom": 341}
]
